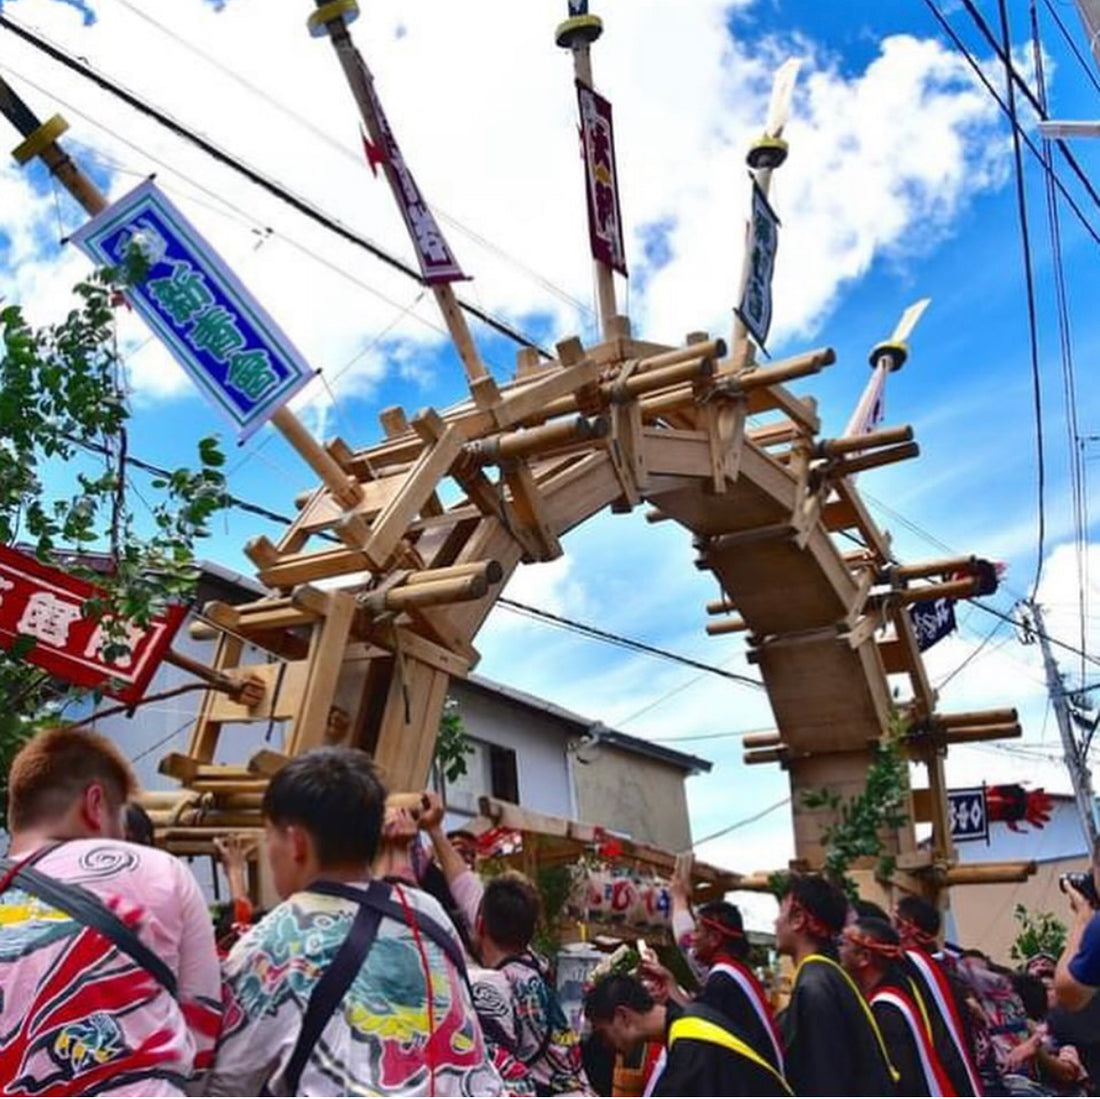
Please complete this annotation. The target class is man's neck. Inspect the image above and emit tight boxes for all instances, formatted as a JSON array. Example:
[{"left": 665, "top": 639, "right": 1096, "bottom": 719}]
[
  {"left": 7, "top": 826, "right": 82, "bottom": 858},
  {"left": 791, "top": 936, "right": 828, "bottom": 967},
  {"left": 644, "top": 1005, "right": 668, "bottom": 1042},
  {"left": 309, "top": 863, "right": 372, "bottom": 887},
  {"left": 483, "top": 938, "right": 524, "bottom": 968}
]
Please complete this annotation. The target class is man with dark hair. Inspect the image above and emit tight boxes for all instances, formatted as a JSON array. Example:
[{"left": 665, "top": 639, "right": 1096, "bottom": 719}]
[
  {"left": 894, "top": 894, "right": 984, "bottom": 1095},
  {"left": 649, "top": 898, "right": 784, "bottom": 1075},
  {"left": 584, "top": 973, "right": 790, "bottom": 1096},
  {"left": 774, "top": 874, "right": 898, "bottom": 1095},
  {"left": 206, "top": 748, "right": 502, "bottom": 1097},
  {"left": 424, "top": 796, "right": 589, "bottom": 1095},
  {"left": 0, "top": 726, "right": 221, "bottom": 1096},
  {"left": 840, "top": 917, "right": 953, "bottom": 1095}
]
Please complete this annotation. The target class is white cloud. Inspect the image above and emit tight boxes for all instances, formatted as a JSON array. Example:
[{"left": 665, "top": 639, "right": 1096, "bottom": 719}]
[{"left": 0, "top": 0, "right": 1011, "bottom": 408}]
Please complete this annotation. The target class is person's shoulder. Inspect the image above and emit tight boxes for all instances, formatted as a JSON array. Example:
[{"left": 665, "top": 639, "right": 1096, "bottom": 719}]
[{"left": 45, "top": 837, "right": 182, "bottom": 887}]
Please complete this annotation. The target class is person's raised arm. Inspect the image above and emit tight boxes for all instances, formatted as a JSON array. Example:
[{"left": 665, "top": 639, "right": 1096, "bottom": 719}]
[{"left": 1054, "top": 883, "right": 1100, "bottom": 1012}]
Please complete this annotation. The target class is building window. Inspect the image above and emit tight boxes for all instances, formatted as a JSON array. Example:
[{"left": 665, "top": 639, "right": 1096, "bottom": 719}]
[
  {"left": 439, "top": 738, "right": 520, "bottom": 813},
  {"left": 488, "top": 743, "right": 519, "bottom": 803}
]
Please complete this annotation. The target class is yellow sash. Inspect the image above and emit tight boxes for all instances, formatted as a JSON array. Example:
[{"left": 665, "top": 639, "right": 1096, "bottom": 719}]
[
  {"left": 668, "top": 1016, "right": 793, "bottom": 1096},
  {"left": 796, "top": 953, "right": 901, "bottom": 1084}
]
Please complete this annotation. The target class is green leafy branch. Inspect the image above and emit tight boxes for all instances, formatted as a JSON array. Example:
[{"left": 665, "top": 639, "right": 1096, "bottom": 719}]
[{"left": 800, "top": 716, "right": 910, "bottom": 896}]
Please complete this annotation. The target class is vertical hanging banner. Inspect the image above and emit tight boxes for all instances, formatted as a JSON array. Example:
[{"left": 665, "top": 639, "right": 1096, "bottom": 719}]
[
  {"left": 735, "top": 181, "right": 780, "bottom": 351},
  {"left": 909, "top": 597, "right": 958, "bottom": 652},
  {"left": 360, "top": 72, "right": 466, "bottom": 285},
  {"left": 0, "top": 544, "right": 186, "bottom": 706},
  {"left": 577, "top": 80, "right": 628, "bottom": 276},
  {"left": 71, "top": 180, "right": 314, "bottom": 441}
]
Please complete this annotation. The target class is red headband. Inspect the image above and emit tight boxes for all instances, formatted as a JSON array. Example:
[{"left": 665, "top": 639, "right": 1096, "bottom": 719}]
[
  {"left": 895, "top": 915, "right": 937, "bottom": 949},
  {"left": 791, "top": 901, "right": 839, "bottom": 943},
  {"left": 699, "top": 914, "right": 744, "bottom": 940},
  {"left": 844, "top": 926, "right": 902, "bottom": 960}
]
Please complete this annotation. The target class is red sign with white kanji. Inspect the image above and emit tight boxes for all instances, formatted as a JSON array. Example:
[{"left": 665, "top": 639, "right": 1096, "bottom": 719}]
[{"left": 0, "top": 544, "right": 185, "bottom": 706}]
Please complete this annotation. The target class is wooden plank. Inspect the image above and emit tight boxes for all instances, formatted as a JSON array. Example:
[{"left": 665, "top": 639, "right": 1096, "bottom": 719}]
[
  {"left": 381, "top": 626, "right": 470, "bottom": 678},
  {"left": 833, "top": 478, "right": 892, "bottom": 562},
  {"left": 744, "top": 381, "right": 820, "bottom": 434},
  {"left": 495, "top": 359, "right": 600, "bottom": 427},
  {"left": 503, "top": 460, "right": 562, "bottom": 559},
  {"left": 285, "top": 591, "right": 358, "bottom": 756},
  {"left": 642, "top": 428, "right": 712, "bottom": 479},
  {"left": 207, "top": 660, "right": 309, "bottom": 723},
  {"left": 363, "top": 423, "right": 463, "bottom": 568},
  {"left": 259, "top": 546, "right": 373, "bottom": 588}
]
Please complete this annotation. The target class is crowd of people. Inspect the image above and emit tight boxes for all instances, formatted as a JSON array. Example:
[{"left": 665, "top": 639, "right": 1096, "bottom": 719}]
[{"left": 2, "top": 724, "right": 1100, "bottom": 1097}]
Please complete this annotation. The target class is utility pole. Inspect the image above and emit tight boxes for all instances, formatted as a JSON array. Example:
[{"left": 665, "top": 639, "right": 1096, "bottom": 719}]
[{"left": 1025, "top": 600, "right": 1100, "bottom": 849}]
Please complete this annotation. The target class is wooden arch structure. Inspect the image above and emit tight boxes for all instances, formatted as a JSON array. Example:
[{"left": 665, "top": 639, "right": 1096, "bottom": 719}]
[{"left": 0, "top": 2, "right": 1031, "bottom": 900}]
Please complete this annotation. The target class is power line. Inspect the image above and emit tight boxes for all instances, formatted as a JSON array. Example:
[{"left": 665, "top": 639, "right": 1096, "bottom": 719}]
[
  {"left": 0, "top": 13, "right": 553, "bottom": 359},
  {"left": 959, "top": 0, "right": 1100, "bottom": 219},
  {"left": 989, "top": 0, "right": 1047, "bottom": 597},
  {"left": 969, "top": 598, "right": 1100, "bottom": 670},
  {"left": 1030, "top": 1, "right": 1091, "bottom": 683},
  {"left": 693, "top": 797, "right": 790, "bottom": 848},
  {"left": 497, "top": 597, "right": 766, "bottom": 690},
  {"left": 1041, "top": 0, "right": 1100, "bottom": 99},
  {"left": 917, "top": 0, "right": 1100, "bottom": 251},
  {"left": 107, "top": 0, "right": 597, "bottom": 325}
]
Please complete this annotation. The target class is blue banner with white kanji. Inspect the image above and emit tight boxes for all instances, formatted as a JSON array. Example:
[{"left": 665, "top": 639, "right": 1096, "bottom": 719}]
[
  {"left": 72, "top": 179, "right": 314, "bottom": 440},
  {"left": 909, "top": 596, "right": 957, "bottom": 652}
]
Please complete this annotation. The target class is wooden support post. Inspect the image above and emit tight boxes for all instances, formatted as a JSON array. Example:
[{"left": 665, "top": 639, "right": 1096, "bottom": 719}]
[
  {"left": 363, "top": 418, "right": 462, "bottom": 568},
  {"left": 285, "top": 591, "right": 358, "bottom": 756},
  {"left": 502, "top": 460, "right": 563, "bottom": 560}
]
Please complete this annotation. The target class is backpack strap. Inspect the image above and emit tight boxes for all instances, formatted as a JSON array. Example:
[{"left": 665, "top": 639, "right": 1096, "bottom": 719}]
[
  {"left": 0, "top": 857, "right": 177, "bottom": 999},
  {"left": 307, "top": 879, "right": 469, "bottom": 975},
  {"left": 495, "top": 952, "right": 559, "bottom": 1068},
  {"left": 282, "top": 883, "right": 387, "bottom": 1095}
]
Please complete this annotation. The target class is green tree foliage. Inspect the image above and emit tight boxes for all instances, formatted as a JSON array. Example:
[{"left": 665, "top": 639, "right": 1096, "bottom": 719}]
[
  {"left": 0, "top": 268, "right": 227, "bottom": 825},
  {"left": 435, "top": 696, "right": 474, "bottom": 783},
  {"left": 1010, "top": 904, "right": 1067, "bottom": 962}
]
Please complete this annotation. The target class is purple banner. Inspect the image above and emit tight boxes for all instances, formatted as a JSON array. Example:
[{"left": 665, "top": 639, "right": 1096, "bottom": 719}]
[
  {"left": 362, "top": 71, "right": 465, "bottom": 286},
  {"left": 577, "top": 80, "right": 628, "bottom": 277}
]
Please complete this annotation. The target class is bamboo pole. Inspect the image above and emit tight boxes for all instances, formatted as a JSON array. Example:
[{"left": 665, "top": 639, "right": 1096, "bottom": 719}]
[
  {"left": 358, "top": 572, "right": 489, "bottom": 616},
  {"left": 563, "top": 25, "right": 617, "bottom": 340},
  {"left": 404, "top": 560, "right": 503, "bottom": 587},
  {"left": 829, "top": 441, "right": 920, "bottom": 478},
  {"left": 464, "top": 416, "right": 608, "bottom": 465},
  {"left": 941, "top": 708, "right": 1019, "bottom": 728},
  {"left": 943, "top": 861, "right": 1036, "bottom": 885},
  {"left": 815, "top": 425, "right": 914, "bottom": 459},
  {"left": 742, "top": 731, "right": 782, "bottom": 749},
  {"left": 706, "top": 616, "right": 748, "bottom": 637},
  {"left": 941, "top": 723, "right": 1022, "bottom": 745},
  {"left": 311, "top": 6, "right": 487, "bottom": 384},
  {"left": 894, "top": 556, "right": 978, "bottom": 581}
]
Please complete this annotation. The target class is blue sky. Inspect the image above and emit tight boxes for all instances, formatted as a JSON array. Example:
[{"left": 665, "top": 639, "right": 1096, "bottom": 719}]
[{"left": 2, "top": 0, "right": 1100, "bottom": 896}]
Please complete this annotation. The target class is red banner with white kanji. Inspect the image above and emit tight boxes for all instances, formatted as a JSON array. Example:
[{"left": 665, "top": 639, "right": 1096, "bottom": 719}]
[
  {"left": 0, "top": 544, "right": 185, "bottom": 706},
  {"left": 359, "top": 62, "right": 466, "bottom": 286},
  {"left": 577, "top": 80, "right": 628, "bottom": 277}
]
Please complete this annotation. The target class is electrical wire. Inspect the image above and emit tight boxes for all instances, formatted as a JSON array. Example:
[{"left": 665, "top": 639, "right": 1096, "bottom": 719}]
[
  {"left": 1041, "top": 0, "right": 1100, "bottom": 99},
  {"left": 935, "top": 617, "right": 1008, "bottom": 690},
  {"left": 693, "top": 797, "right": 791, "bottom": 848},
  {"left": 970, "top": 599, "right": 1100, "bottom": 670},
  {"left": 1030, "top": 1, "right": 1091, "bottom": 684},
  {"left": 990, "top": 0, "right": 1047, "bottom": 598},
  {"left": 0, "top": 13, "right": 553, "bottom": 358},
  {"left": 107, "top": 0, "right": 597, "bottom": 324},
  {"left": 497, "top": 597, "right": 766, "bottom": 690},
  {"left": 917, "top": 0, "right": 1100, "bottom": 251}
]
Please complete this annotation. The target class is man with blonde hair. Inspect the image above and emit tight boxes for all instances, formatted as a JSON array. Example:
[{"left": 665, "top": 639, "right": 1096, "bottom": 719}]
[{"left": 0, "top": 725, "right": 221, "bottom": 1096}]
